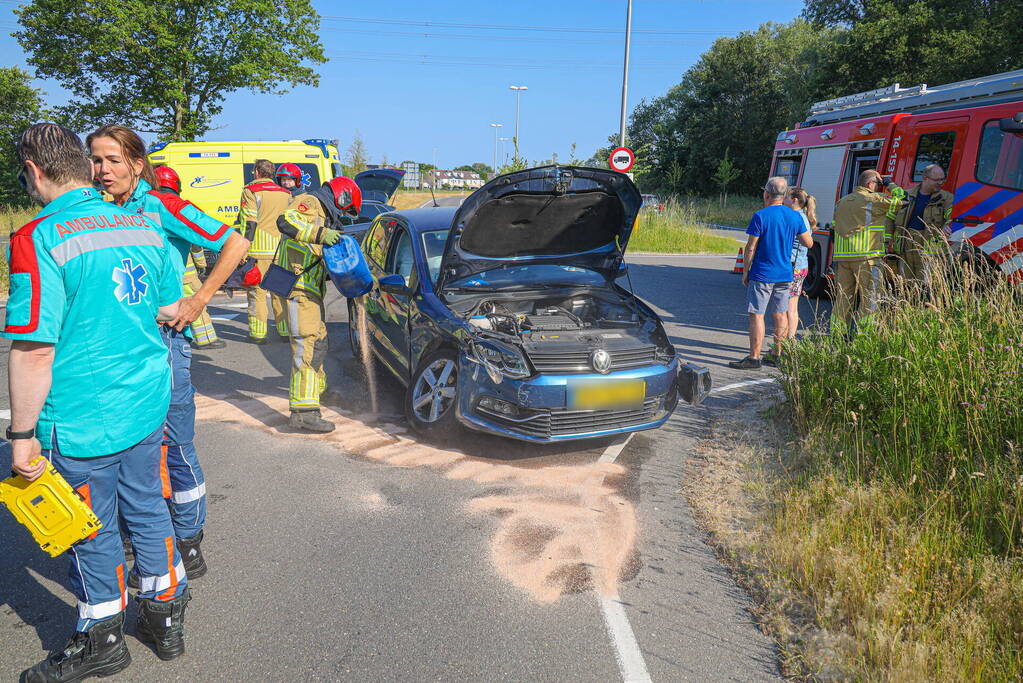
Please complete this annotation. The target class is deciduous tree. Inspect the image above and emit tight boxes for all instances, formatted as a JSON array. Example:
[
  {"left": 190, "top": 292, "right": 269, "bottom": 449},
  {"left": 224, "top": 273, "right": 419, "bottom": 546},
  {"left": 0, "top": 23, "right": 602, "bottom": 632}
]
[
  {"left": 15, "top": 0, "right": 326, "bottom": 140},
  {"left": 0, "top": 67, "right": 47, "bottom": 206}
]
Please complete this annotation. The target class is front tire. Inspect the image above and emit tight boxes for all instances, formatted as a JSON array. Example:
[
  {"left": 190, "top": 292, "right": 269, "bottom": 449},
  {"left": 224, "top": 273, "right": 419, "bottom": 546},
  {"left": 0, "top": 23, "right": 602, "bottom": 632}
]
[{"left": 405, "top": 349, "right": 460, "bottom": 438}]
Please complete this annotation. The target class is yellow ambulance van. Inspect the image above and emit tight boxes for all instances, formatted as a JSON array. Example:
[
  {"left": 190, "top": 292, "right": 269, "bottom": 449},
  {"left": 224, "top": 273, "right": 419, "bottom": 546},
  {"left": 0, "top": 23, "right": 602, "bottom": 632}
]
[{"left": 147, "top": 139, "right": 342, "bottom": 223}]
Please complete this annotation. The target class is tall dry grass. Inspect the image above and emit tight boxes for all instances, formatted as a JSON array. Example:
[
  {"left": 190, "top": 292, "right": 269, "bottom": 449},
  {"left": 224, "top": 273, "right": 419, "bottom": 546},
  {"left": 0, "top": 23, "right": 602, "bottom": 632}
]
[{"left": 772, "top": 257, "right": 1023, "bottom": 679}]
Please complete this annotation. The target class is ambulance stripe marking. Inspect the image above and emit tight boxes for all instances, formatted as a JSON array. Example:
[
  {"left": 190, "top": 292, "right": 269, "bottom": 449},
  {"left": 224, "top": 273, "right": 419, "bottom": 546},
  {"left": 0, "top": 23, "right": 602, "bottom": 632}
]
[
  {"left": 982, "top": 224, "right": 1023, "bottom": 255},
  {"left": 49, "top": 229, "right": 165, "bottom": 266}
]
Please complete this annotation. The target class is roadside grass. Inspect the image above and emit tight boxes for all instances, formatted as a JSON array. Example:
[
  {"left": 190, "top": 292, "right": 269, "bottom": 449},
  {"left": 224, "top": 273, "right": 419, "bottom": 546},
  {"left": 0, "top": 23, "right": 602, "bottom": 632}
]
[
  {"left": 674, "top": 194, "right": 762, "bottom": 229},
  {"left": 631, "top": 199, "right": 740, "bottom": 254},
  {"left": 0, "top": 206, "right": 32, "bottom": 293},
  {"left": 768, "top": 262, "right": 1023, "bottom": 679}
]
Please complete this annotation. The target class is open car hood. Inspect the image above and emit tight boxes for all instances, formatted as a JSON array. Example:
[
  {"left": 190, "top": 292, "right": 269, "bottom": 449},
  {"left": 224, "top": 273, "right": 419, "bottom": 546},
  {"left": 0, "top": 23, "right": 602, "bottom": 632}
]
[
  {"left": 354, "top": 168, "right": 405, "bottom": 205},
  {"left": 436, "top": 166, "right": 641, "bottom": 291}
]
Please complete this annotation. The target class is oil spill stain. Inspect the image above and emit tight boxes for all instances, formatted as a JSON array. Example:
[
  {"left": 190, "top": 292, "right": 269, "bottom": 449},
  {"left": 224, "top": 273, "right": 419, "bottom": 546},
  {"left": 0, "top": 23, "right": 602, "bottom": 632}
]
[{"left": 195, "top": 391, "right": 637, "bottom": 603}]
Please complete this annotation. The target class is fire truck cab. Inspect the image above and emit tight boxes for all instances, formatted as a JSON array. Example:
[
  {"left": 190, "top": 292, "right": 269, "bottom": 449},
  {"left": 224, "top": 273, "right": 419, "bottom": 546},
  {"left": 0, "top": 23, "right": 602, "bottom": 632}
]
[{"left": 771, "top": 69, "right": 1023, "bottom": 296}]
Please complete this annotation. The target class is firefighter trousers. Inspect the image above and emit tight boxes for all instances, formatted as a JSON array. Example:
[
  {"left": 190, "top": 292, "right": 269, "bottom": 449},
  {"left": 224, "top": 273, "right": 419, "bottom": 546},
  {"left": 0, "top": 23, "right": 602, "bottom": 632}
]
[
  {"left": 47, "top": 425, "right": 187, "bottom": 632},
  {"left": 160, "top": 326, "right": 206, "bottom": 540},
  {"left": 287, "top": 291, "right": 328, "bottom": 412},
  {"left": 183, "top": 259, "right": 219, "bottom": 345},
  {"left": 831, "top": 258, "right": 882, "bottom": 331},
  {"left": 247, "top": 257, "right": 289, "bottom": 340}
]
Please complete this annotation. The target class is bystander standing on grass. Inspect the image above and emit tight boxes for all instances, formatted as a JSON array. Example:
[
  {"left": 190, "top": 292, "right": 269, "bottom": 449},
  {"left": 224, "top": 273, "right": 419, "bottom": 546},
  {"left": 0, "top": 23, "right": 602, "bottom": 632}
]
[{"left": 729, "top": 177, "right": 812, "bottom": 370}]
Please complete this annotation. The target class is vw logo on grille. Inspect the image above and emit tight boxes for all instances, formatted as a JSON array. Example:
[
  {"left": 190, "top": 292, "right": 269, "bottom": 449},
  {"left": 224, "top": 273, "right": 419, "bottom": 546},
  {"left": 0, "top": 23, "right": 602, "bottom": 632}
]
[{"left": 591, "top": 349, "right": 612, "bottom": 374}]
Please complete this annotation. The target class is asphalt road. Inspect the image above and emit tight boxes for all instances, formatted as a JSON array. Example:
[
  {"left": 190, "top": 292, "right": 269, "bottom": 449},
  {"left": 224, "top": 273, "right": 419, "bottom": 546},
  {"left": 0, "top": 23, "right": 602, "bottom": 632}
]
[
  {"left": 0, "top": 255, "right": 829, "bottom": 681},
  {"left": 417, "top": 196, "right": 466, "bottom": 208}
]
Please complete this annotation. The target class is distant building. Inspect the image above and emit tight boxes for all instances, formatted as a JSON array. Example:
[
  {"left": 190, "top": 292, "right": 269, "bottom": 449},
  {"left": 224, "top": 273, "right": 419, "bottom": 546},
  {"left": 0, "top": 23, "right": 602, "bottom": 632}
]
[{"left": 428, "top": 169, "right": 484, "bottom": 190}]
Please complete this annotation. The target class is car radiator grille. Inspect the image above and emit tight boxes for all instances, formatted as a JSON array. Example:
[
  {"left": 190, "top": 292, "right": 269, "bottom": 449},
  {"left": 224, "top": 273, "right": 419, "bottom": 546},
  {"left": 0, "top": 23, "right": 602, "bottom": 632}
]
[
  {"left": 478, "top": 398, "right": 660, "bottom": 438},
  {"left": 526, "top": 346, "right": 657, "bottom": 374}
]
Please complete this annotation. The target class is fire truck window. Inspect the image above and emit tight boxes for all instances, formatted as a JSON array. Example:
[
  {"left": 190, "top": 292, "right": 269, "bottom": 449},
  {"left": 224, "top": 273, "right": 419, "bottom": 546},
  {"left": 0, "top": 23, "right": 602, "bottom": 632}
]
[
  {"left": 773, "top": 157, "right": 801, "bottom": 186},
  {"left": 977, "top": 120, "right": 1023, "bottom": 191},
  {"left": 912, "top": 132, "right": 956, "bottom": 181},
  {"left": 844, "top": 152, "right": 880, "bottom": 195}
]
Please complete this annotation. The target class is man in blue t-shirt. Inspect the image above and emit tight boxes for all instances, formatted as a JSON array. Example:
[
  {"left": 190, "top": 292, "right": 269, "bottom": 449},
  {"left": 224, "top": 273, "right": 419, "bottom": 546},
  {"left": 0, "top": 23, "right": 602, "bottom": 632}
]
[{"left": 729, "top": 176, "right": 813, "bottom": 370}]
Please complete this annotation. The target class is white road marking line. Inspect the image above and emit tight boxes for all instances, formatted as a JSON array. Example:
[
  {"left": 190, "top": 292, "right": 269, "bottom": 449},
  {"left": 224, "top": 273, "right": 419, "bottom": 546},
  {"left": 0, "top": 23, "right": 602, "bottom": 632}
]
[
  {"left": 711, "top": 378, "right": 778, "bottom": 394},
  {"left": 598, "top": 433, "right": 634, "bottom": 464},
  {"left": 593, "top": 432, "right": 651, "bottom": 682},
  {"left": 212, "top": 301, "right": 249, "bottom": 309},
  {"left": 601, "top": 595, "right": 653, "bottom": 683},
  {"left": 0, "top": 409, "right": 9, "bottom": 419},
  {"left": 211, "top": 313, "right": 243, "bottom": 322}
]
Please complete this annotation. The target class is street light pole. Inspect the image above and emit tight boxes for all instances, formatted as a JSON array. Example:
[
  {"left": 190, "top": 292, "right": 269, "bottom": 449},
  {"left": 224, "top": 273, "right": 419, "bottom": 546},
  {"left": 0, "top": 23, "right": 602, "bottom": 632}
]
[
  {"left": 508, "top": 85, "right": 528, "bottom": 160},
  {"left": 489, "top": 123, "right": 503, "bottom": 179},
  {"left": 619, "top": 0, "right": 633, "bottom": 147},
  {"left": 499, "top": 137, "right": 510, "bottom": 164}
]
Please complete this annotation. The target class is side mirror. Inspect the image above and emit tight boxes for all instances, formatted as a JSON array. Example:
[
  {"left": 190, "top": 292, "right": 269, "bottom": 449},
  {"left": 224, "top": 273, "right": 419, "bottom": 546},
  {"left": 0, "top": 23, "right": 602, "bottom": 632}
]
[
  {"left": 378, "top": 273, "right": 411, "bottom": 296},
  {"left": 678, "top": 362, "right": 712, "bottom": 405},
  {"left": 999, "top": 113, "right": 1023, "bottom": 134}
]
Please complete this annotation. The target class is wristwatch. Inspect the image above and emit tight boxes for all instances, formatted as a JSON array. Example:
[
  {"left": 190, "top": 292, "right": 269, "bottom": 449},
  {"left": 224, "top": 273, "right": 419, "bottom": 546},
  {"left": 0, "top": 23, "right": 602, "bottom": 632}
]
[{"left": 6, "top": 426, "right": 35, "bottom": 441}]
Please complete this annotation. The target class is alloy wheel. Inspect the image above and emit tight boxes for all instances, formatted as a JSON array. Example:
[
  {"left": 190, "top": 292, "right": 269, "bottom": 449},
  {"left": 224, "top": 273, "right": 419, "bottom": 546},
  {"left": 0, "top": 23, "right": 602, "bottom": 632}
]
[{"left": 411, "top": 358, "right": 457, "bottom": 423}]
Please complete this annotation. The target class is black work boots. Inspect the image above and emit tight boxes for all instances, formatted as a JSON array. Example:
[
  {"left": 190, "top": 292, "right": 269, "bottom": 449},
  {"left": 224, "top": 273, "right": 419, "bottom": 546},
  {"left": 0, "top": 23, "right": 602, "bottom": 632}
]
[
  {"left": 23, "top": 612, "right": 131, "bottom": 682},
  {"left": 290, "top": 409, "right": 335, "bottom": 433},
  {"left": 177, "top": 530, "right": 208, "bottom": 579},
  {"left": 135, "top": 588, "right": 191, "bottom": 660}
]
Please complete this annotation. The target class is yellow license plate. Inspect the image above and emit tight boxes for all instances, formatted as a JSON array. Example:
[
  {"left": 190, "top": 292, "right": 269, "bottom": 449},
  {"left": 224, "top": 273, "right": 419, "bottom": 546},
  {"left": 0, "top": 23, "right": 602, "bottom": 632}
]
[{"left": 568, "top": 379, "right": 646, "bottom": 410}]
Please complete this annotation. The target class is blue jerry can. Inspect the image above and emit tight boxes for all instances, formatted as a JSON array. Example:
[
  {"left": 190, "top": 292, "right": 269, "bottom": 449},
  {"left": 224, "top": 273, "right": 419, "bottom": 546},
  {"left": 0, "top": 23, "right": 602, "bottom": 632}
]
[{"left": 324, "top": 235, "right": 373, "bottom": 298}]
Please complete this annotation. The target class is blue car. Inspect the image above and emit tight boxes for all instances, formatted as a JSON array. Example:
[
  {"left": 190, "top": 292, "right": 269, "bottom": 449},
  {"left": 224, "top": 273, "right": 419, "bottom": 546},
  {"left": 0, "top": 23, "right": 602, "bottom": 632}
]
[{"left": 347, "top": 166, "right": 711, "bottom": 442}]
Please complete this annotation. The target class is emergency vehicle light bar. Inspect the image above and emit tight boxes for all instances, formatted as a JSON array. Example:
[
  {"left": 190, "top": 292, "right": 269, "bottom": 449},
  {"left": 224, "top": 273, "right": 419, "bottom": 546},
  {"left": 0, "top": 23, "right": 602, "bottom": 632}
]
[{"left": 804, "top": 69, "right": 1023, "bottom": 126}]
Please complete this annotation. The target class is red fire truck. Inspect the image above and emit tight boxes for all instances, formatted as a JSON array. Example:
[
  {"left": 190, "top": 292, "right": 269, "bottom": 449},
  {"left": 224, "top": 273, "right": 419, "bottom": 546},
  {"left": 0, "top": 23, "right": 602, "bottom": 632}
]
[{"left": 770, "top": 69, "right": 1023, "bottom": 296}]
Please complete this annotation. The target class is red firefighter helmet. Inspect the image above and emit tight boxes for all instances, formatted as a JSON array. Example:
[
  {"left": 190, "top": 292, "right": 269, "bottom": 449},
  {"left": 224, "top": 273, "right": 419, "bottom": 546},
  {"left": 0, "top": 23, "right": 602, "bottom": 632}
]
[
  {"left": 275, "top": 163, "right": 302, "bottom": 185},
  {"left": 325, "top": 176, "right": 362, "bottom": 216},
  {"left": 154, "top": 165, "right": 181, "bottom": 194}
]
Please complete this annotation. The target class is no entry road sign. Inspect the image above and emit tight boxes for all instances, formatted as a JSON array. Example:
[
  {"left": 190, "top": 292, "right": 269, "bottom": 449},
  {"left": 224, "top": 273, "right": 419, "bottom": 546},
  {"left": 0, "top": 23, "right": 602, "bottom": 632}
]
[{"left": 609, "top": 147, "right": 635, "bottom": 173}]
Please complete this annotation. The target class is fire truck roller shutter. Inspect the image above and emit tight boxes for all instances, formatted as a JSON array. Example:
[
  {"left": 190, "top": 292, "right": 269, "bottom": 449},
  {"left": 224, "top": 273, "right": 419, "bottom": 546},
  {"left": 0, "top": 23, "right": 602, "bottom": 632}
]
[{"left": 798, "top": 146, "right": 849, "bottom": 228}]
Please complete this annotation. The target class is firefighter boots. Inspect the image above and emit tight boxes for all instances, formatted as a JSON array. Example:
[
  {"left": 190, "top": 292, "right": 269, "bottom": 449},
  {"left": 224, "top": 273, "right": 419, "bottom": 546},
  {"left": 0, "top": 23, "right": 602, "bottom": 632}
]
[
  {"left": 23, "top": 612, "right": 131, "bottom": 682},
  {"left": 177, "top": 530, "right": 208, "bottom": 580},
  {"left": 290, "top": 409, "right": 335, "bottom": 433},
  {"left": 135, "top": 588, "right": 191, "bottom": 661}
]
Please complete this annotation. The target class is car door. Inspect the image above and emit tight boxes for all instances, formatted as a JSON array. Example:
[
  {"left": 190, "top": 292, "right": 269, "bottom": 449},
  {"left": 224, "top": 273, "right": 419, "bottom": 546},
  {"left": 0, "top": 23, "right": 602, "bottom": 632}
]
[
  {"left": 360, "top": 216, "right": 397, "bottom": 366},
  {"left": 373, "top": 227, "right": 415, "bottom": 378}
]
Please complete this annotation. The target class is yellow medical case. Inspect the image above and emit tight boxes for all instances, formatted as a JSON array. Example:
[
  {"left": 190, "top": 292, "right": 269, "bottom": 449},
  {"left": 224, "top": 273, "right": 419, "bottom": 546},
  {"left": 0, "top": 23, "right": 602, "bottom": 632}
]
[{"left": 0, "top": 458, "right": 102, "bottom": 557}]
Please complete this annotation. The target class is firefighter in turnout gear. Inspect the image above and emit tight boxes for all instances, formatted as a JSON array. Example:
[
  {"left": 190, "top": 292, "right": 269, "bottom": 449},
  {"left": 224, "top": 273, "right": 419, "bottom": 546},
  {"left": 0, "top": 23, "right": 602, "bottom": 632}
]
[
  {"left": 276, "top": 176, "right": 361, "bottom": 432},
  {"left": 155, "top": 165, "right": 224, "bottom": 349},
  {"left": 239, "top": 159, "right": 291, "bottom": 343},
  {"left": 275, "top": 162, "right": 303, "bottom": 194},
  {"left": 892, "top": 163, "right": 953, "bottom": 284},
  {"left": 830, "top": 169, "right": 902, "bottom": 331}
]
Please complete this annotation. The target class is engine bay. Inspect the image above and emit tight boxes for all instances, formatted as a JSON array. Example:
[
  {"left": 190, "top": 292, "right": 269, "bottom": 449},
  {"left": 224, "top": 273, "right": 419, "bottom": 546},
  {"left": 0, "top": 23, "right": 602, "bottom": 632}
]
[{"left": 452, "top": 289, "right": 667, "bottom": 350}]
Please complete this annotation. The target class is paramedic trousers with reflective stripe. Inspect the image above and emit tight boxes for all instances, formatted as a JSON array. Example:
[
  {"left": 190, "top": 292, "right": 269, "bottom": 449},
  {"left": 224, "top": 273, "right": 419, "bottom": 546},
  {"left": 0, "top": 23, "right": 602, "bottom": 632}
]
[
  {"left": 47, "top": 425, "right": 186, "bottom": 632},
  {"left": 247, "top": 257, "right": 289, "bottom": 339},
  {"left": 830, "top": 258, "right": 882, "bottom": 331},
  {"left": 183, "top": 258, "right": 219, "bottom": 345},
  {"left": 287, "top": 292, "right": 328, "bottom": 411},
  {"left": 160, "top": 326, "right": 207, "bottom": 539}
]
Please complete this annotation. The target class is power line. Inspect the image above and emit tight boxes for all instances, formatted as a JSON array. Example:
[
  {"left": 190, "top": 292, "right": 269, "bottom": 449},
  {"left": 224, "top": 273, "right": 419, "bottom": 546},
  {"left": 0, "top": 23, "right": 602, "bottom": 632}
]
[
  {"left": 332, "top": 49, "right": 681, "bottom": 67},
  {"left": 326, "top": 53, "right": 683, "bottom": 72},
  {"left": 319, "top": 26, "right": 711, "bottom": 46},
  {"left": 319, "top": 14, "right": 741, "bottom": 36}
]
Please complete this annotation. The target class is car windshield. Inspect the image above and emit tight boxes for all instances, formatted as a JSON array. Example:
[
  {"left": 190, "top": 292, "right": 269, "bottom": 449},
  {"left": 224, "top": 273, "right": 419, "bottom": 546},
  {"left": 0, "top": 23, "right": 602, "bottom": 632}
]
[
  {"left": 447, "top": 264, "right": 607, "bottom": 291},
  {"left": 421, "top": 229, "right": 450, "bottom": 283}
]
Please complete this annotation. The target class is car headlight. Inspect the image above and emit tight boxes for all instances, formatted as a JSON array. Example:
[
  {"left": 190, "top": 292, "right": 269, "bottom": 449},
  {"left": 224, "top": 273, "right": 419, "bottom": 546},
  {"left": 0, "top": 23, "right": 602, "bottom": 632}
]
[{"left": 468, "top": 339, "right": 531, "bottom": 381}]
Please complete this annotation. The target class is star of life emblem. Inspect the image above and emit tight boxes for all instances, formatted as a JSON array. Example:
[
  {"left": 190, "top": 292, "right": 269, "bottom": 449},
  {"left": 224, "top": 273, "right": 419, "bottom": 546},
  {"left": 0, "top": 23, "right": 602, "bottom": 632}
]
[{"left": 112, "top": 258, "right": 149, "bottom": 305}]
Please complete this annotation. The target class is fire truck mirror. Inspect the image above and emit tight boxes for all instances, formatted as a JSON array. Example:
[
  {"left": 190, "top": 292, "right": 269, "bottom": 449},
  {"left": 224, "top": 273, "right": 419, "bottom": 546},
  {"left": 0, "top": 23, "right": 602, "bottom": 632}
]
[{"left": 1000, "top": 114, "right": 1023, "bottom": 134}]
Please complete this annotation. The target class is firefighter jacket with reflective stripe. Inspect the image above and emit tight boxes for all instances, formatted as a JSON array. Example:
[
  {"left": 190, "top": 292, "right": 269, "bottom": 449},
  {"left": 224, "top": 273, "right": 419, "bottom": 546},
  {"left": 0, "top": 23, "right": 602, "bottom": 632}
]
[
  {"left": 832, "top": 186, "right": 898, "bottom": 261},
  {"left": 239, "top": 180, "right": 291, "bottom": 258},
  {"left": 275, "top": 192, "right": 332, "bottom": 297},
  {"left": 893, "top": 186, "right": 953, "bottom": 255}
]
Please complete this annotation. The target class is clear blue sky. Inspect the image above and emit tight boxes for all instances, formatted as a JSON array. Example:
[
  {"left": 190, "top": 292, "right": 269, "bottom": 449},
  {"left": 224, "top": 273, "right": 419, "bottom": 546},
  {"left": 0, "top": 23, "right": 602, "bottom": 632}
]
[{"left": 0, "top": 0, "right": 805, "bottom": 169}]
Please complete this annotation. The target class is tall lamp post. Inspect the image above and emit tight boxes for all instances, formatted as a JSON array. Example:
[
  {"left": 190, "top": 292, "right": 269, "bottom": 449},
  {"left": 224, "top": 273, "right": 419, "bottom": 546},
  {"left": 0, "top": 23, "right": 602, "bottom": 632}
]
[
  {"left": 489, "top": 123, "right": 503, "bottom": 180},
  {"left": 508, "top": 85, "right": 528, "bottom": 160},
  {"left": 498, "top": 137, "right": 510, "bottom": 165},
  {"left": 619, "top": 0, "right": 633, "bottom": 147}
]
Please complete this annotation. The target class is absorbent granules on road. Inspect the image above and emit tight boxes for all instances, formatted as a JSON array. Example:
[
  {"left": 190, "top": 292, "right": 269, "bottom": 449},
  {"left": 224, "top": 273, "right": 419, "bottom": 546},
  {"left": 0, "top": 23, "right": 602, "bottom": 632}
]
[{"left": 194, "top": 392, "right": 635, "bottom": 603}]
